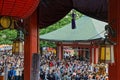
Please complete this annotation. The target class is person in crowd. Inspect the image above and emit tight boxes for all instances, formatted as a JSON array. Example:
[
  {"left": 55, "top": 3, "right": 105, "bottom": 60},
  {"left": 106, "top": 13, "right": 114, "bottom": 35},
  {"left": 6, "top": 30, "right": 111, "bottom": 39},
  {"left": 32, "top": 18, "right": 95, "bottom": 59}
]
[
  {"left": 40, "top": 70, "right": 45, "bottom": 80},
  {"left": 8, "top": 66, "right": 16, "bottom": 80},
  {"left": 15, "top": 66, "right": 21, "bottom": 80},
  {"left": 47, "top": 70, "right": 55, "bottom": 80},
  {"left": 19, "top": 70, "right": 24, "bottom": 80}
]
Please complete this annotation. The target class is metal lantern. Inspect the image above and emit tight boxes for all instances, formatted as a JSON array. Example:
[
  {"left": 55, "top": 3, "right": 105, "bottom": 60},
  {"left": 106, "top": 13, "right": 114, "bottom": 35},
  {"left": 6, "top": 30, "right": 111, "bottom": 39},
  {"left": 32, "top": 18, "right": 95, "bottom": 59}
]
[
  {"left": 99, "top": 34, "right": 116, "bottom": 64},
  {"left": 99, "top": 24, "right": 116, "bottom": 64},
  {"left": 99, "top": 40, "right": 115, "bottom": 63},
  {"left": 12, "top": 30, "right": 24, "bottom": 55}
]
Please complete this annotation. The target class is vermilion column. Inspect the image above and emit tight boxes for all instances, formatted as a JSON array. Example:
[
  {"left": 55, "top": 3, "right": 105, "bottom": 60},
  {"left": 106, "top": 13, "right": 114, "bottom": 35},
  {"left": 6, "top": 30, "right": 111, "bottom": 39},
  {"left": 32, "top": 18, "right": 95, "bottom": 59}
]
[
  {"left": 78, "top": 47, "right": 82, "bottom": 58},
  {"left": 94, "top": 47, "right": 96, "bottom": 64},
  {"left": 82, "top": 48, "right": 86, "bottom": 58},
  {"left": 91, "top": 47, "right": 94, "bottom": 64},
  {"left": 57, "top": 42, "right": 63, "bottom": 60},
  {"left": 109, "top": 0, "right": 120, "bottom": 80},
  {"left": 90, "top": 47, "right": 92, "bottom": 64},
  {"left": 94, "top": 47, "right": 99, "bottom": 64},
  {"left": 24, "top": 10, "right": 38, "bottom": 80},
  {"left": 60, "top": 45, "right": 63, "bottom": 60}
]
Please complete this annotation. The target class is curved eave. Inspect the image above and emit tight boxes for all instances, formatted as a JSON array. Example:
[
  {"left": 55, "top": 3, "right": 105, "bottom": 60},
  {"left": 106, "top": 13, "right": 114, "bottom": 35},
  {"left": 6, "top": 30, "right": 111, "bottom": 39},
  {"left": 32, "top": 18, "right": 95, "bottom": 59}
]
[{"left": 40, "top": 38, "right": 103, "bottom": 42}]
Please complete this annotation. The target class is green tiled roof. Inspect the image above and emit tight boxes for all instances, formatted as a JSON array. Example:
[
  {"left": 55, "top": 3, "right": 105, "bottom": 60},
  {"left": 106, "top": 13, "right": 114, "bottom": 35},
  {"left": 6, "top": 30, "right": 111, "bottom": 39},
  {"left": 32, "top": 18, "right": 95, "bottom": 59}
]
[{"left": 40, "top": 16, "right": 107, "bottom": 42}]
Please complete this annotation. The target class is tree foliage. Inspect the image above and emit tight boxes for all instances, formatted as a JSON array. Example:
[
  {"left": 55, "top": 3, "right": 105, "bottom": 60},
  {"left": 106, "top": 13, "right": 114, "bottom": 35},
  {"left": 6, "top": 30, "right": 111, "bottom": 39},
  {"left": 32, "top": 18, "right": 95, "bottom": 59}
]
[{"left": 0, "top": 29, "right": 17, "bottom": 44}]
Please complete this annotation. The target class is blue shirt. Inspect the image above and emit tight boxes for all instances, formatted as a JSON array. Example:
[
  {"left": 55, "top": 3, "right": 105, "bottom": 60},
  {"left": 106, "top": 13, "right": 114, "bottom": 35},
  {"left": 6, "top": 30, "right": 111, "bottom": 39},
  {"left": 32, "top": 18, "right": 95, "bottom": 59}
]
[{"left": 8, "top": 69, "right": 16, "bottom": 77}]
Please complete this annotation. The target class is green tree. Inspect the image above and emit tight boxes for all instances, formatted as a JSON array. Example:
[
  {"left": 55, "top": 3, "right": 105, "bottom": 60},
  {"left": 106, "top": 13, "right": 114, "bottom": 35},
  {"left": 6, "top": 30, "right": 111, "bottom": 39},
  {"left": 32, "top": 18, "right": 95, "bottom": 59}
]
[{"left": 0, "top": 29, "right": 17, "bottom": 44}]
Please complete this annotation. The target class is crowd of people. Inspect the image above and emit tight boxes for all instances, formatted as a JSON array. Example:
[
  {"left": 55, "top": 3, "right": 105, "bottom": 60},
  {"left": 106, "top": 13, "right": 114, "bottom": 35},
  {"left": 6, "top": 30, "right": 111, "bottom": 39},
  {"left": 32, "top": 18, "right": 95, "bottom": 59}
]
[
  {"left": 40, "top": 52, "right": 109, "bottom": 80},
  {"left": 0, "top": 51, "right": 109, "bottom": 80},
  {"left": 0, "top": 52, "right": 24, "bottom": 80}
]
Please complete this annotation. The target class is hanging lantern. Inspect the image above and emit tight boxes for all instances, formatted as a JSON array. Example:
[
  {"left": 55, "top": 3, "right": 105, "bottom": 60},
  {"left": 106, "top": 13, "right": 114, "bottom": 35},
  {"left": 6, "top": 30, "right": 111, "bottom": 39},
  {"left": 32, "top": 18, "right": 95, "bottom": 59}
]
[
  {"left": 0, "top": 0, "right": 39, "bottom": 18},
  {"left": 99, "top": 35, "right": 116, "bottom": 64},
  {"left": 98, "top": 24, "right": 116, "bottom": 64},
  {"left": 99, "top": 42, "right": 115, "bottom": 63},
  {"left": 12, "top": 30, "right": 24, "bottom": 55}
]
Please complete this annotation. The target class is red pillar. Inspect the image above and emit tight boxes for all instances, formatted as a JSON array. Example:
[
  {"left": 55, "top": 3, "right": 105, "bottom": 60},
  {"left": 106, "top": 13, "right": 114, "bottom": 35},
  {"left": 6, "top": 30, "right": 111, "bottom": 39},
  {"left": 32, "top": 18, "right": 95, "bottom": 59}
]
[
  {"left": 94, "top": 47, "right": 96, "bottom": 64},
  {"left": 24, "top": 10, "right": 38, "bottom": 80},
  {"left": 83, "top": 48, "right": 86, "bottom": 58},
  {"left": 78, "top": 47, "right": 82, "bottom": 57},
  {"left": 60, "top": 45, "right": 63, "bottom": 60},
  {"left": 57, "top": 42, "right": 63, "bottom": 60},
  {"left": 109, "top": 0, "right": 120, "bottom": 80},
  {"left": 94, "top": 47, "right": 99, "bottom": 64},
  {"left": 90, "top": 47, "right": 98, "bottom": 64},
  {"left": 91, "top": 47, "right": 94, "bottom": 64},
  {"left": 90, "top": 47, "right": 92, "bottom": 64}
]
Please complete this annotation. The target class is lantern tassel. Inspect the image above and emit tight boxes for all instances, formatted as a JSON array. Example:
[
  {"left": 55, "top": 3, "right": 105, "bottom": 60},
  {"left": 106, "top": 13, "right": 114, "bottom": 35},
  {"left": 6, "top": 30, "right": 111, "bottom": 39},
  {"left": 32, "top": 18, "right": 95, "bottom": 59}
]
[{"left": 71, "top": 12, "right": 76, "bottom": 29}]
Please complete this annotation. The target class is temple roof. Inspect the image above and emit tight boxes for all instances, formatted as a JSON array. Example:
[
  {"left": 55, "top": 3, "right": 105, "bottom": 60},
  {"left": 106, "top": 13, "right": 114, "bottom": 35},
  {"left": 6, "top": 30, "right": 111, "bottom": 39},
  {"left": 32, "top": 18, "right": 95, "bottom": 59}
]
[{"left": 40, "top": 16, "right": 108, "bottom": 42}]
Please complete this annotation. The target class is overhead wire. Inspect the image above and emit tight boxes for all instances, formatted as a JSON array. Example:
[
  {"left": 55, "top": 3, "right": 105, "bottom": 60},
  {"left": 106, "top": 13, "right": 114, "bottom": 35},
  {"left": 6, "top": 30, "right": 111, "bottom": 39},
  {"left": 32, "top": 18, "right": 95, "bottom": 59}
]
[{"left": 87, "top": 30, "right": 105, "bottom": 40}]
